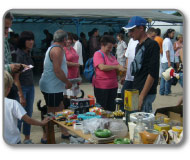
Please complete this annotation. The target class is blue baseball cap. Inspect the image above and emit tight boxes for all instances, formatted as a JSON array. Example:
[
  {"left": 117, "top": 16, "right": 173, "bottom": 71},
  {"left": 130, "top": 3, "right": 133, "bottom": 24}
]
[{"left": 122, "top": 16, "right": 147, "bottom": 31}]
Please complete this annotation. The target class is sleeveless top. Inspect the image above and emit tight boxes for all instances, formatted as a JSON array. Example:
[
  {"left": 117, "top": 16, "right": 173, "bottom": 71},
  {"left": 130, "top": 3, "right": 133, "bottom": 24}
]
[
  {"left": 39, "top": 45, "right": 68, "bottom": 93},
  {"left": 175, "top": 41, "right": 183, "bottom": 57}
]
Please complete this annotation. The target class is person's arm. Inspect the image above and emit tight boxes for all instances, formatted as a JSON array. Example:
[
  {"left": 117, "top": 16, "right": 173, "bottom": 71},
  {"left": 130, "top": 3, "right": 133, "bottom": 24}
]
[
  {"left": 166, "top": 50, "right": 171, "bottom": 67},
  {"left": 13, "top": 73, "right": 26, "bottom": 107},
  {"left": 138, "top": 74, "right": 154, "bottom": 110},
  {"left": 50, "top": 47, "right": 72, "bottom": 89},
  {"left": 173, "top": 42, "right": 178, "bottom": 51},
  {"left": 120, "top": 58, "right": 128, "bottom": 85},
  {"left": 174, "top": 42, "right": 182, "bottom": 51},
  {"left": 22, "top": 114, "right": 50, "bottom": 126},
  {"left": 180, "top": 48, "right": 183, "bottom": 63},
  {"left": 122, "top": 42, "right": 128, "bottom": 58},
  {"left": 67, "top": 61, "right": 80, "bottom": 67},
  {"left": 138, "top": 42, "right": 159, "bottom": 110},
  {"left": 98, "top": 63, "right": 119, "bottom": 71},
  {"left": 123, "top": 48, "right": 127, "bottom": 58}
]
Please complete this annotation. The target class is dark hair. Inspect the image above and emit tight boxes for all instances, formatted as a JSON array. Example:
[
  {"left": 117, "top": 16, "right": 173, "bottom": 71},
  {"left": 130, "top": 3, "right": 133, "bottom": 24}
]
[
  {"left": 103, "top": 32, "right": 109, "bottom": 35},
  {"left": 100, "top": 35, "right": 116, "bottom": 46},
  {"left": 147, "top": 27, "right": 156, "bottom": 34},
  {"left": 5, "top": 12, "right": 14, "bottom": 20},
  {"left": 117, "top": 33, "right": 124, "bottom": 40},
  {"left": 18, "top": 31, "right": 34, "bottom": 49},
  {"left": 72, "top": 34, "right": 79, "bottom": 41},
  {"left": 91, "top": 28, "right": 98, "bottom": 35},
  {"left": 163, "top": 29, "right": 175, "bottom": 39},
  {"left": 80, "top": 32, "right": 86, "bottom": 38},
  {"left": 67, "top": 32, "right": 73, "bottom": 41},
  {"left": 109, "top": 32, "right": 114, "bottom": 36},
  {"left": 156, "top": 28, "right": 161, "bottom": 36},
  {"left": 88, "top": 31, "right": 93, "bottom": 37},
  {"left": 43, "top": 29, "right": 48, "bottom": 34}
]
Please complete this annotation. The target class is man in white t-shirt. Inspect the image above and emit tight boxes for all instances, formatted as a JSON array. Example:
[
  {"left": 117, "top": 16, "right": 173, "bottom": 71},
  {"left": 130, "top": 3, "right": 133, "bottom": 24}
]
[
  {"left": 73, "top": 34, "right": 83, "bottom": 66},
  {"left": 73, "top": 34, "right": 84, "bottom": 75},
  {"left": 121, "top": 38, "right": 139, "bottom": 110},
  {"left": 159, "top": 29, "right": 175, "bottom": 95},
  {"left": 3, "top": 71, "right": 49, "bottom": 144}
]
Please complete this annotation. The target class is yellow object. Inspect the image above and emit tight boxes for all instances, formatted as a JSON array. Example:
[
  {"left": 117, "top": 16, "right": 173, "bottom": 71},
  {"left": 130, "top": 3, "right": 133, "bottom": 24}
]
[
  {"left": 164, "top": 118, "right": 170, "bottom": 124},
  {"left": 172, "top": 126, "right": 183, "bottom": 135},
  {"left": 154, "top": 124, "right": 170, "bottom": 131},
  {"left": 124, "top": 89, "right": 139, "bottom": 111}
]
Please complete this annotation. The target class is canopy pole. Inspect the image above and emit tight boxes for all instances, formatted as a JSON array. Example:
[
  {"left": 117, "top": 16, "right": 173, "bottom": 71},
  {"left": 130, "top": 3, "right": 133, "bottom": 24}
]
[{"left": 72, "top": 18, "right": 81, "bottom": 37}]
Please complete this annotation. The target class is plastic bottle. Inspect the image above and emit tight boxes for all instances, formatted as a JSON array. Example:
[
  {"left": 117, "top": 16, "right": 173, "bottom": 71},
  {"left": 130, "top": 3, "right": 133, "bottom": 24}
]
[{"left": 133, "top": 115, "right": 145, "bottom": 144}]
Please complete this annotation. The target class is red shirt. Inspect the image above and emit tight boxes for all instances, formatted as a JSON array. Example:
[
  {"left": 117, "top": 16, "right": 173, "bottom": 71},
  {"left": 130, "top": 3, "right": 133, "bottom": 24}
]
[{"left": 64, "top": 46, "right": 79, "bottom": 79}]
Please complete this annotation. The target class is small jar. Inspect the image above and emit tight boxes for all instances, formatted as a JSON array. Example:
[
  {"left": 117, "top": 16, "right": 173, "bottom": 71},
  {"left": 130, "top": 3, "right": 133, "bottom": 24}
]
[{"left": 172, "top": 126, "right": 183, "bottom": 137}]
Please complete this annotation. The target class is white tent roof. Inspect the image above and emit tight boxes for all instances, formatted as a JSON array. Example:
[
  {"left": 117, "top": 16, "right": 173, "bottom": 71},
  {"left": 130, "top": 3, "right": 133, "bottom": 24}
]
[{"left": 10, "top": 9, "right": 183, "bottom": 23}]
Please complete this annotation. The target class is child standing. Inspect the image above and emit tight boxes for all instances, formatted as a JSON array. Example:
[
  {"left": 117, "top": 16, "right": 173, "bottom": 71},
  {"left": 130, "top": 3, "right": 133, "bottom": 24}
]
[{"left": 3, "top": 71, "right": 49, "bottom": 144}]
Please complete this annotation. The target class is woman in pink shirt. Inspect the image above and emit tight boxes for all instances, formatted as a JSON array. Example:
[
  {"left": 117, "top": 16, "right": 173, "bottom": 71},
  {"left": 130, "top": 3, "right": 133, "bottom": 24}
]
[
  {"left": 93, "top": 35, "right": 126, "bottom": 111},
  {"left": 174, "top": 34, "right": 183, "bottom": 71},
  {"left": 63, "top": 33, "right": 80, "bottom": 99}
]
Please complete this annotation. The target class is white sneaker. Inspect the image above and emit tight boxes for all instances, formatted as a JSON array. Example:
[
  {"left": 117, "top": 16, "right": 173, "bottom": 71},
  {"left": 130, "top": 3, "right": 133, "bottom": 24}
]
[{"left": 23, "top": 139, "right": 34, "bottom": 144}]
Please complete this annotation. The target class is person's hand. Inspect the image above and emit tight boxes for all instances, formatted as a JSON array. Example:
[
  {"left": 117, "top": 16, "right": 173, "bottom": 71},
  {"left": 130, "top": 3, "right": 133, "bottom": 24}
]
[
  {"left": 10, "top": 64, "right": 22, "bottom": 73},
  {"left": 138, "top": 94, "right": 144, "bottom": 111},
  {"left": 117, "top": 64, "right": 123, "bottom": 71},
  {"left": 76, "top": 63, "right": 80, "bottom": 67},
  {"left": 41, "top": 117, "right": 50, "bottom": 126},
  {"left": 118, "top": 65, "right": 127, "bottom": 72},
  {"left": 65, "top": 81, "right": 72, "bottom": 89},
  {"left": 22, "top": 64, "right": 31, "bottom": 70},
  {"left": 120, "top": 76, "right": 125, "bottom": 85},
  {"left": 20, "top": 96, "right": 27, "bottom": 107}
]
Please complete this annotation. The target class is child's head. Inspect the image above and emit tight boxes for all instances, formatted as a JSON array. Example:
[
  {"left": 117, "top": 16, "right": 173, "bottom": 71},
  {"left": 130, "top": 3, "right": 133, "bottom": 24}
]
[{"left": 4, "top": 70, "right": 13, "bottom": 96}]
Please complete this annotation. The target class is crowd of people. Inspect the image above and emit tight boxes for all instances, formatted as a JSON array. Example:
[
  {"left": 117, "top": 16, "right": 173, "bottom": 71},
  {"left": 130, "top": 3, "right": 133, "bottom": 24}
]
[{"left": 3, "top": 12, "right": 183, "bottom": 144}]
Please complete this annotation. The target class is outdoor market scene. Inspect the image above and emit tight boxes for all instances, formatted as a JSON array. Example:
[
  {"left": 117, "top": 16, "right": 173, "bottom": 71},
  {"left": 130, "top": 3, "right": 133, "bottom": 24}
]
[{"left": 3, "top": 9, "right": 184, "bottom": 145}]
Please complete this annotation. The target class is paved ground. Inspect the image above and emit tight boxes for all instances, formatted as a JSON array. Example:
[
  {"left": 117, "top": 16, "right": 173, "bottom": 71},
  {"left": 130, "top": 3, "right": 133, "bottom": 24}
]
[{"left": 20, "top": 75, "right": 183, "bottom": 144}]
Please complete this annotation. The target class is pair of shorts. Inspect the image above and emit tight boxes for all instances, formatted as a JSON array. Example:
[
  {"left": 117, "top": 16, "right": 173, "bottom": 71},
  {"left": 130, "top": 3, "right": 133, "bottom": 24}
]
[
  {"left": 42, "top": 91, "right": 63, "bottom": 107},
  {"left": 174, "top": 55, "right": 180, "bottom": 63}
]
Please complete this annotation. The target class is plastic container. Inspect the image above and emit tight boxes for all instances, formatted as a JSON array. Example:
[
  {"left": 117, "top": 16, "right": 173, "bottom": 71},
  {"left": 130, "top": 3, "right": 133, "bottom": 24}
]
[
  {"left": 133, "top": 115, "right": 145, "bottom": 144},
  {"left": 172, "top": 126, "right": 183, "bottom": 137},
  {"left": 108, "top": 119, "right": 128, "bottom": 138},
  {"left": 130, "top": 112, "right": 155, "bottom": 128},
  {"left": 111, "top": 129, "right": 128, "bottom": 138}
]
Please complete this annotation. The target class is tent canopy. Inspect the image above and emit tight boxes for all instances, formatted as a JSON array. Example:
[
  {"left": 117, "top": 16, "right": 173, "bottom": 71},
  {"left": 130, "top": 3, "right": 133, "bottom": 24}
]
[{"left": 11, "top": 9, "right": 183, "bottom": 24}]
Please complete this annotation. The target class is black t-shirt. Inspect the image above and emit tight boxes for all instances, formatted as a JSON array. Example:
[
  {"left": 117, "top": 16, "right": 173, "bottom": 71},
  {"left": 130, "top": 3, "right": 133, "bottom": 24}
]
[
  {"left": 133, "top": 38, "right": 160, "bottom": 94},
  {"left": 15, "top": 49, "right": 34, "bottom": 86}
]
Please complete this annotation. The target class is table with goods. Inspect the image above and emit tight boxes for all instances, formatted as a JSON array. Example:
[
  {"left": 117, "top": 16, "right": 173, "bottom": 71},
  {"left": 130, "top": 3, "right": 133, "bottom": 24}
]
[{"left": 46, "top": 92, "right": 183, "bottom": 144}]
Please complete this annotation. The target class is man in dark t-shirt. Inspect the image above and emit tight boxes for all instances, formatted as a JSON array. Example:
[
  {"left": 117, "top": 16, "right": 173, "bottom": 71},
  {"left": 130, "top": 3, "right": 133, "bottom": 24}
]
[{"left": 123, "top": 16, "right": 160, "bottom": 113}]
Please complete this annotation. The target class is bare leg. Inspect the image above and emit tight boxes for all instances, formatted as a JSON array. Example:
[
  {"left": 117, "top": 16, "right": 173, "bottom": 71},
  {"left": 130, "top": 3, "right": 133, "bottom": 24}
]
[{"left": 42, "top": 101, "right": 70, "bottom": 142}]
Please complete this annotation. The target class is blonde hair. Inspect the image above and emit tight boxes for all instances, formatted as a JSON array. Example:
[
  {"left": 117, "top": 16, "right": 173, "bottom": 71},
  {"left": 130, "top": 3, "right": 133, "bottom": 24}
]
[
  {"left": 177, "top": 34, "right": 183, "bottom": 40},
  {"left": 4, "top": 70, "right": 13, "bottom": 95}
]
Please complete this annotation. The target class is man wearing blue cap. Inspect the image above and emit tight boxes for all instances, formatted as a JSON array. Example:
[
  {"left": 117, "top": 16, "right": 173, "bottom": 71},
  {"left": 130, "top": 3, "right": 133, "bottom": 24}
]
[{"left": 123, "top": 16, "right": 160, "bottom": 113}]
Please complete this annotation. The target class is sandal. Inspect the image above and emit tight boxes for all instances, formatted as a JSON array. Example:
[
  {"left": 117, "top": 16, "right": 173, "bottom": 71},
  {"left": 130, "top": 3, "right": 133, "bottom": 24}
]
[
  {"left": 41, "top": 138, "right": 47, "bottom": 144},
  {"left": 61, "top": 134, "right": 71, "bottom": 139}
]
